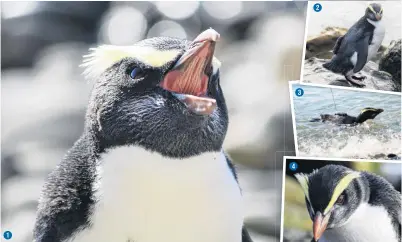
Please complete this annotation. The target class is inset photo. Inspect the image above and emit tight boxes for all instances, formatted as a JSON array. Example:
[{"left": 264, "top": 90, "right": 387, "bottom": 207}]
[
  {"left": 302, "top": 1, "right": 401, "bottom": 92},
  {"left": 289, "top": 83, "right": 401, "bottom": 160},
  {"left": 281, "top": 156, "right": 401, "bottom": 242}
]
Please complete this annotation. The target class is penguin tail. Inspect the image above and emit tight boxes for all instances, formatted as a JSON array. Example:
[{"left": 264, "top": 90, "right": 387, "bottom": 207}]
[{"left": 322, "top": 57, "right": 345, "bottom": 74}]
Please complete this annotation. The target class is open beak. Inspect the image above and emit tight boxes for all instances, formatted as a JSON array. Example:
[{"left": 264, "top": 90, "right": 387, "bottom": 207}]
[
  {"left": 313, "top": 212, "right": 330, "bottom": 241},
  {"left": 160, "top": 28, "right": 220, "bottom": 115},
  {"left": 375, "top": 14, "right": 382, "bottom": 20}
]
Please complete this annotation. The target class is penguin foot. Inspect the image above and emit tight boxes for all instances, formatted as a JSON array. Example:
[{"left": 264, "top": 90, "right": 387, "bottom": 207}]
[
  {"left": 345, "top": 76, "right": 366, "bottom": 88},
  {"left": 351, "top": 74, "right": 366, "bottom": 81}
]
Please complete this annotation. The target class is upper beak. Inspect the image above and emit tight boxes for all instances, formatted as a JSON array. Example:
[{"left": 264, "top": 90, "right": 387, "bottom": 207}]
[
  {"left": 313, "top": 212, "right": 330, "bottom": 241},
  {"left": 377, "top": 108, "right": 384, "bottom": 113},
  {"left": 160, "top": 28, "right": 220, "bottom": 115},
  {"left": 375, "top": 14, "right": 382, "bottom": 20}
]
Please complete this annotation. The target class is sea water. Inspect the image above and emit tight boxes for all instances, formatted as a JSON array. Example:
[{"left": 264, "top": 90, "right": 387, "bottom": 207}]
[{"left": 292, "top": 84, "right": 401, "bottom": 159}]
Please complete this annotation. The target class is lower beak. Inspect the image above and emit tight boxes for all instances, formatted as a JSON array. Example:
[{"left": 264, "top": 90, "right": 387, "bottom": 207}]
[
  {"left": 160, "top": 28, "right": 220, "bottom": 115},
  {"left": 375, "top": 14, "right": 382, "bottom": 20},
  {"left": 313, "top": 212, "right": 330, "bottom": 241}
]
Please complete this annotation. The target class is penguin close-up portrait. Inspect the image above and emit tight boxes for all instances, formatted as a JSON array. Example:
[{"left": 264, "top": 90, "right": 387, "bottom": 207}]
[
  {"left": 309, "top": 107, "right": 384, "bottom": 125},
  {"left": 295, "top": 164, "right": 401, "bottom": 242},
  {"left": 322, "top": 3, "right": 385, "bottom": 87},
  {"left": 33, "top": 28, "right": 253, "bottom": 242}
]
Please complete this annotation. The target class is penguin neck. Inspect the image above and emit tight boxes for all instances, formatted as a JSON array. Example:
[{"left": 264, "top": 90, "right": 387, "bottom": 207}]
[
  {"left": 355, "top": 113, "right": 370, "bottom": 123},
  {"left": 366, "top": 18, "right": 381, "bottom": 27}
]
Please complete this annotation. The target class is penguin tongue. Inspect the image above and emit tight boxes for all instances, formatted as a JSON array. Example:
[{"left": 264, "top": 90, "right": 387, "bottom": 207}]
[{"left": 160, "top": 29, "right": 220, "bottom": 115}]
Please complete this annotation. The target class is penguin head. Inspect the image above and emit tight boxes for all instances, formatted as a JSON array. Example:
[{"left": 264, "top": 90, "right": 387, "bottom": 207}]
[
  {"left": 82, "top": 29, "right": 228, "bottom": 158},
  {"left": 356, "top": 107, "right": 384, "bottom": 123},
  {"left": 295, "top": 165, "right": 368, "bottom": 241},
  {"left": 365, "top": 3, "right": 383, "bottom": 21}
]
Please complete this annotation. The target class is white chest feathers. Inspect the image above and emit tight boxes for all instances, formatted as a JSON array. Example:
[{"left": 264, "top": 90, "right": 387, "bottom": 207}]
[
  {"left": 321, "top": 203, "right": 399, "bottom": 242},
  {"left": 367, "top": 18, "right": 385, "bottom": 60},
  {"left": 66, "top": 146, "right": 244, "bottom": 242}
]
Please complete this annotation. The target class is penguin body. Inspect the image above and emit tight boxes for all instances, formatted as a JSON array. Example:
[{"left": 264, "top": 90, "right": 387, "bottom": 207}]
[
  {"left": 56, "top": 146, "right": 242, "bottom": 242},
  {"left": 295, "top": 165, "right": 401, "bottom": 242},
  {"left": 309, "top": 107, "right": 383, "bottom": 125},
  {"left": 323, "top": 3, "right": 385, "bottom": 87},
  {"left": 34, "top": 29, "right": 252, "bottom": 242},
  {"left": 320, "top": 203, "right": 399, "bottom": 242}
]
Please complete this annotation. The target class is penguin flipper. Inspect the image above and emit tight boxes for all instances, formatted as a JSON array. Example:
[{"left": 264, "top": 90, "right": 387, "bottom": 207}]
[
  {"left": 242, "top": 227, "right": 254, "bottom": 242},
  {"left": 353, "top": 36, "right": 370, "bottom": 73},
  {"left": 309, "top": 118, "right": 321, "bottom": 122},
  {"left": 334, "top": 112, "right": 348, "bottom": 116},
  {"left": 333, "top": 35, "right": 344, "bottom": 55},
  {"left": 223, "top": 152, "right": 254, "bottom": 242}
]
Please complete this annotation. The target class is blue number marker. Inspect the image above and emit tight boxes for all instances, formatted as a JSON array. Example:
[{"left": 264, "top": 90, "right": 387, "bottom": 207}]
[
  {"left": 313, "top": 3, "right": 322, "bottom": 12},
  {"left": 3, "top": 231, "right": 12, "bottom": 240},
  {"left": 289, "top": 162, "right": 298, "bottom": 171},
  {"left": 295, "top": 88, "right": 304, "bottom": 97}
]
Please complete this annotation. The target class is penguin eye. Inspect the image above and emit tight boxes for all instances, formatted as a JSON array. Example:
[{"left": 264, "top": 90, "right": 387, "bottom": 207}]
[
  {"left": 336, "top": 194, "right": 345, "bottom": 205},
  {"left": 128, "top": 67, "right": 146, "bottom": 80}
]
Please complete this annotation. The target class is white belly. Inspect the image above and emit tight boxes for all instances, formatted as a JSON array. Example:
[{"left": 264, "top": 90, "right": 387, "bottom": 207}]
[
  {"left": 65, "top": 146, "right": 243, "bottom": 242},
  {"left": 321, "top": 203, "right": 398, "bottom": 242},
  {"left": 367, "top": 19, "right": 385, "bottom": 61}
]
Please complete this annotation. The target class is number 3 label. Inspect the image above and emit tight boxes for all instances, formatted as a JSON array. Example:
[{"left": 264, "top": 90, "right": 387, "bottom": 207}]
[{"left": 295, "top": 88, "right": 304, "bottom": 97}]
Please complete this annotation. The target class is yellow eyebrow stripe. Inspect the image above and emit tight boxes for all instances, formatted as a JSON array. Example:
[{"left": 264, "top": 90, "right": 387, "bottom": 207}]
[
  {"left": 324, "top": 172, "right": 360, "bottom": 215},
  {"left": 368, "top": 5, "right": 376, "bottom": 14},
  {"left": 360, "top": 108, "right": 377, "bottom": 114},
  {"left": 81, "top": 45, "right": 181, "bottom": 79},
  {"left": 295, "top": 173, "right": 311, "bottom": 203}
]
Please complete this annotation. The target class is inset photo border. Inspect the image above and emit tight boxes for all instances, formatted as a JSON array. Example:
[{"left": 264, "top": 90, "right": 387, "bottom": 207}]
[
  {"left": 280, "top": 156, "right": 401, "bottom": 242},
  {"left": 300, "top": 1, "right": 402, "bottom": 93},
  {"left": 289, "top": 81, "right": 401, "bottom": 160}
]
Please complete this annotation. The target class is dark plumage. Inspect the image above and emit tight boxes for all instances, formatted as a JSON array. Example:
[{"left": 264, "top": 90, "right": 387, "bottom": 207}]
[
  {"left": 323, "top": 3, "right": 384, "bottom": 87},
  {"left": 34, "top": 29, "right": 253, "bottom": 242},
  {"left": 309, "top": 107, "right": 383, "bottom": 125},
  {"left": 296, "top": 164, "right": 401, "bottom": 242}
]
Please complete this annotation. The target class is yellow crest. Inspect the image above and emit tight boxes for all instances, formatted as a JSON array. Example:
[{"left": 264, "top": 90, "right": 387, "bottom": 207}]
[
  {"left": 81, "top": 45, "right": 181, "bottom": 79},
  {"left": 295, "top": 173, "right": 311, "bottom": 203},
  {"left": 324, "top": 171, "right": 360, "bottom": 214}
]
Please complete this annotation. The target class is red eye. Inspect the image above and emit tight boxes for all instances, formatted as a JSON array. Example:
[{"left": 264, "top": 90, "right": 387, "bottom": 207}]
[{"left": 336, "top": 194, "right": 345, "bottom": 205}]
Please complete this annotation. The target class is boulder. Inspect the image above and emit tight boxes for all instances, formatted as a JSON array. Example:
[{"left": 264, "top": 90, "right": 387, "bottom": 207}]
[
  {"left": 379, "top": 39, "right": 401, "bottom": 91},
  {"left": 305, "top": 27, "right": 387, "bottom": 62}
]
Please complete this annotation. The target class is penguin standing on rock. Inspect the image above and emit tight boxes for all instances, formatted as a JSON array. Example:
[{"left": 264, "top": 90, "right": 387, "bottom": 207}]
[
  {"left": 33, "top": 29, "right": 253, "bottom": 242},
  {"left": 295, "top": 165, "right": 401, "bottom": 242},
  {"left": 323, "top": 3, "right": 385, "bottom": 87}
]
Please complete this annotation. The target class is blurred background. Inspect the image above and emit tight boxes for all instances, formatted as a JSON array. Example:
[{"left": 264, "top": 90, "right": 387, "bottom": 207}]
[
  {"left": 1, "top": 1, "right": 307, "bottom": 242},
  {"left": 283, "top": 158, "right": 402, "bottom": 241}
]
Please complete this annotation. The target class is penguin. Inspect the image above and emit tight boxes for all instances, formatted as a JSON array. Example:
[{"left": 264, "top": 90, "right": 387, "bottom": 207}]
[
  {"left": 295, "top": 164, "right": 401, "bottom": 242},
  {"left": 323, "top": 3, "right": 385, "bottom": 87},
  {"left": 309, "top": 107, "right": 383, "bottom": 125},
  {"left": 33, "top": 29, "right": 253, "bottom": 242}
]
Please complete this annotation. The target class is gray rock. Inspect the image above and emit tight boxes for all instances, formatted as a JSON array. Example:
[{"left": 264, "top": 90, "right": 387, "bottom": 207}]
[
  {"left": 379, "top": 39, "right": 401, "bottom": 91},
  {"left": 303, "top": 57, "right": 398, "bottom": 92}
]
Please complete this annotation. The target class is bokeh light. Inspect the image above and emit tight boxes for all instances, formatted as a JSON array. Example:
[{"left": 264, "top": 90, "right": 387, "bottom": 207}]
[
  {"left": 100, "top": 6, "right": 147, "bottom": 45},
  {"left": 147, "top": 20, "right": 187, "bottom": 39},
  {"left": 155, "top": 1, "right": 199, "bottom": 20}
]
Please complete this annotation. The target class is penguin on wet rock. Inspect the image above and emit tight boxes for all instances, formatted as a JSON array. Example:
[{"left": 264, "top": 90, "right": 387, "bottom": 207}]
[{"left": 323, "top": 3, "right": 385, "bottom": 87}]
